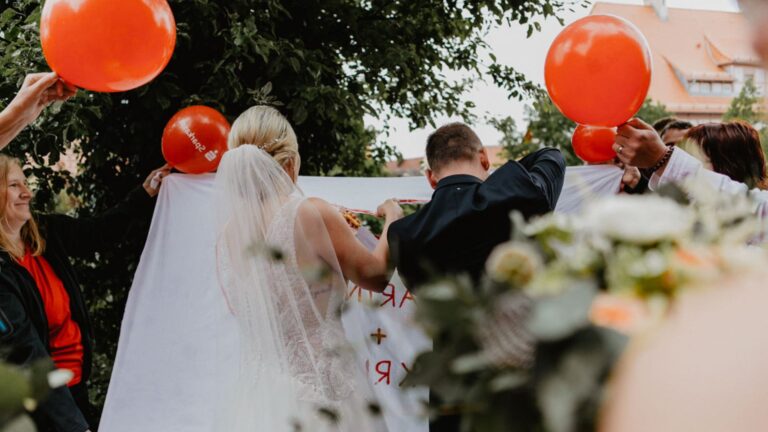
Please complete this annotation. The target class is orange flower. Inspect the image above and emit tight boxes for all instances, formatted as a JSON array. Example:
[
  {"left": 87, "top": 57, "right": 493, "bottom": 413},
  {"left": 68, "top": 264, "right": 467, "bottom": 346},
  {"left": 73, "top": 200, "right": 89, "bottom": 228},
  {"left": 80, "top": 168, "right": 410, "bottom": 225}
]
[
  {"left": 674, "top": 248, "right": 717, "bottom": 267},
  {"left": 590, "top": 294, "right": 652, "bottom": 335}
]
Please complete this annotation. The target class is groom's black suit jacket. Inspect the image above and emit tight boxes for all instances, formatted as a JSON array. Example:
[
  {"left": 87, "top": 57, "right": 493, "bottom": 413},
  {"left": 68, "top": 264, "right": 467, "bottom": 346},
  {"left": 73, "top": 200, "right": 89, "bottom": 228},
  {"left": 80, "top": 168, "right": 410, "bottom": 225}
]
[{"left": 388, "top": 148, "right": 565, "bottom": 290}]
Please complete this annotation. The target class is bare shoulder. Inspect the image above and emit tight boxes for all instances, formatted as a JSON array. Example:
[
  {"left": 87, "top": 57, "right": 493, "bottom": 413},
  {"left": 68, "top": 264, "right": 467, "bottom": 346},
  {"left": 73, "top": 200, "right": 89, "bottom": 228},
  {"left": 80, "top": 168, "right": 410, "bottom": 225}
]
[
  {"left": 306, "top": 196, "right": 331, "bottom": 210},
  {"left": 303, "top": 197, "right": 348, "bottom": 229},
  {"left": 304, "top": 197, "right": 338, "bottom": 218}
]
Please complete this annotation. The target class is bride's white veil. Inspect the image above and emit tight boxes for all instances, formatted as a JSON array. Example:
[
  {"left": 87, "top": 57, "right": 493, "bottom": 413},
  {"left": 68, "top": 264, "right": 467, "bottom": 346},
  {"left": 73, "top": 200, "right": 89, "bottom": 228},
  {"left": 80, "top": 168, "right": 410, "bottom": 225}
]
[
  {"left": 214, "top": 144, "right": 307, "bottom": 430},
  {"left": 214, "top": 142, "right": 379, "bottom": 431}
]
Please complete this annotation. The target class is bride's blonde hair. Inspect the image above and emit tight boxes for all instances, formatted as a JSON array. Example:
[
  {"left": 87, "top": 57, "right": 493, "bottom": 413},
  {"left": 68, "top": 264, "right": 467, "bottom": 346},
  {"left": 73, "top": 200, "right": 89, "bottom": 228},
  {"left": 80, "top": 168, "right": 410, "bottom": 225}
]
[{"left": 228, "top": 106, "right": 300, "bottom": 178}]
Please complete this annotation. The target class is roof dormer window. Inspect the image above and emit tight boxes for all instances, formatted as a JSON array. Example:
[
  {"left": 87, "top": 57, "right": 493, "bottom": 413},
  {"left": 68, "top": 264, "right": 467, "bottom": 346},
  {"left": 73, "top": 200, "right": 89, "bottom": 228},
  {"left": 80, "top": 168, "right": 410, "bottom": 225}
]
[{"left": 688, "top": 80, "right": 735, "bottom": 96}]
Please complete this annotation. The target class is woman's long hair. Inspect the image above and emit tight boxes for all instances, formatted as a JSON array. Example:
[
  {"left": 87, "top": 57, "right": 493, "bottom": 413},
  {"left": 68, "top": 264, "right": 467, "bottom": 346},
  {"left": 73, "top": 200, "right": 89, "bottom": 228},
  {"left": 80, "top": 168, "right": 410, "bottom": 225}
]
[
  {"left": 0, "top": 155, "right": 45, "bottom": 259},
  {"left": 684, "top": 121, "right": 768, "bottom": 189}
]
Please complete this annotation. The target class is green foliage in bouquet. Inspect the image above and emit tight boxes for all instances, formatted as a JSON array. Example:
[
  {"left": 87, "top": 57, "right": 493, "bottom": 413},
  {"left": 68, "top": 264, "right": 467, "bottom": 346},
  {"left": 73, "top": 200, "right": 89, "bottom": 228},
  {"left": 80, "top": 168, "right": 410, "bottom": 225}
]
[
  {"left": 405, "top": 275, "right": 627, "bottom": 432},
  {"left": 0, "top": 358, "right": 71, "bottom": 432},
  {"left": 404, "top": 180, "right": 766, "bottom": 432}
]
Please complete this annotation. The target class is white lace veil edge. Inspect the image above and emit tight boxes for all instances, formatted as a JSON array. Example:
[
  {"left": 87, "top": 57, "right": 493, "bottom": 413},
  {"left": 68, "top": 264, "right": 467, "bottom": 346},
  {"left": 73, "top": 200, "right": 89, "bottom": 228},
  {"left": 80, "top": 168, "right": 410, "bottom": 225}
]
[{"left": 212, "top": 145, "right": 380, "bottom": 431}]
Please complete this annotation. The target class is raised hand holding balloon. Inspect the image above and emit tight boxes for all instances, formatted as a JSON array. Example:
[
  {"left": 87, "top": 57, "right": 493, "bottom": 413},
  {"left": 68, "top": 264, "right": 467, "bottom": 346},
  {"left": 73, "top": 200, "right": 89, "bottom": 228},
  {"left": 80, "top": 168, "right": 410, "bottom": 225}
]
[
  {"left": 162, "top": 106, "right": 231, "bottom": 174},
  {"left": 545, "top": 15, "right": 652, "bottom": 163},
  {"left": 40, "top": 0, "right": 176, "bottom": 92}
]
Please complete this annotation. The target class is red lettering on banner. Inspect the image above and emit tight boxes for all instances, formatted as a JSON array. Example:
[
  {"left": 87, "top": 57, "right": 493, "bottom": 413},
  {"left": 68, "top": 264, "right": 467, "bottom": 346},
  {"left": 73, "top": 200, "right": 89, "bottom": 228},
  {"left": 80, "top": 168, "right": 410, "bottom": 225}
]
[
  {"left": 347, "top": 284, "right": 416, "bottom": 309},
  {"left": 399, "top": 289, "right": 415, "bottom": 308},
  {"left": 375, "top": 360, "right": 392, "bottom": 385},
  {"left": 346, "top": 285, "right": 374, "bottom": 302},
  {"left": 367, "top": 359, "right": 415, "bottom": 386},
  {"left": 398, "top": 362, "right": 411, "bottom": 387},
  {"left": 379, "top": 284, "right": 396, "bottom": 308}
]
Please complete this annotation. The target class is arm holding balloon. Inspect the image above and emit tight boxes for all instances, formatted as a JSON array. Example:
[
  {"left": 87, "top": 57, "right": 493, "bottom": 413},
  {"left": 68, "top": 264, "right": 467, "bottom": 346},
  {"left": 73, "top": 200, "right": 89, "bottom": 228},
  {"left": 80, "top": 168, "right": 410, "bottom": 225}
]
[
  {"left": 0, "top": 72, "right": 76, "bottom": 149},
  {"left": 615, "top": 117, "right": 768, "bottom": 223},
  {"left": 143, "top": 164, "right": 172, "bottom": 197}
]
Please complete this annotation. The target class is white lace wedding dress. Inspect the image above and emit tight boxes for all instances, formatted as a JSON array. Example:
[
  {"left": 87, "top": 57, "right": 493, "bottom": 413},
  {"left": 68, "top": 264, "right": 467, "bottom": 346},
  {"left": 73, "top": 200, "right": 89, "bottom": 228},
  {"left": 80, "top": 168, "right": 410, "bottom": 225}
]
[{"left": 214, "top": 145, "right": 383, "bottom": 432}]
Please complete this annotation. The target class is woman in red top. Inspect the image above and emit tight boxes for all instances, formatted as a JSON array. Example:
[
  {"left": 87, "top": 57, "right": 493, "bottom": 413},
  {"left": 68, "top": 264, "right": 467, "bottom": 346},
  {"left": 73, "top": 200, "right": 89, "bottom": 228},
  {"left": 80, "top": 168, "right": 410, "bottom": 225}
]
[{"left": 0, "top": 72, "right": 170, "bottom": 432}]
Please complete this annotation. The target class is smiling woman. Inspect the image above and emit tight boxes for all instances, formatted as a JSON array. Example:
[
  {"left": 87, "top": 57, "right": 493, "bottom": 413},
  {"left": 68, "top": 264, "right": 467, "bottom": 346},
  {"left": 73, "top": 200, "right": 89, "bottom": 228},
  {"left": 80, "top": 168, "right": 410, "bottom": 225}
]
[
  {"left": 0, "top": 153, "right": 169, "bottom": 432},
  {"left": 0, "top": 73, "right": 171, "bottom": 432},
  {"left": 0, "top": 157, "right": 44, "bottom": 259}
]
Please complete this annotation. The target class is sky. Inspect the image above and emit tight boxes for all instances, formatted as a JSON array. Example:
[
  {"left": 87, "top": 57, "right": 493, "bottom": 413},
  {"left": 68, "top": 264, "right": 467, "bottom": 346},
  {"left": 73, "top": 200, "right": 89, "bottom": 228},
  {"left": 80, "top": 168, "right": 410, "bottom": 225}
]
[{"left": 373, "top": 0, "right": 741, "bottom": 159}]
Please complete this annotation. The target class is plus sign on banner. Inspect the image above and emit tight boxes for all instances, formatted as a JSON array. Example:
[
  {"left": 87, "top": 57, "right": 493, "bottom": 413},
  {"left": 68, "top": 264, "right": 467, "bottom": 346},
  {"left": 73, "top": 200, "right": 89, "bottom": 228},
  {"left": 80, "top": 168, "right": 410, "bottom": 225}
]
[
  {"left": 342, "top": 272, "right": 430, "bottom": 431},
  {"left": 341, "top": 228, "right": 431, "bottom": 432}
]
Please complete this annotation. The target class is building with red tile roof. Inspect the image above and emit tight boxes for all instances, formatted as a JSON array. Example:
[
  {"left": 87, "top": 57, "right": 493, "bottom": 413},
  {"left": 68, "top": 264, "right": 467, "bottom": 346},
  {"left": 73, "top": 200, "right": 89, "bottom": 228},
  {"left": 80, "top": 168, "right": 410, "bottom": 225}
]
[{"left": 591, "top": 1, "right": 765, "bottom": 123}]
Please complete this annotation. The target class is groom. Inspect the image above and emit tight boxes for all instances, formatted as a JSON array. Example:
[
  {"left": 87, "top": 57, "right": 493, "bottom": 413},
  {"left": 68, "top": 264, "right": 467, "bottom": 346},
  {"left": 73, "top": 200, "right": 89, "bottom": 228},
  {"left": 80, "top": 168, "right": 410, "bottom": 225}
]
[
  {"left": 388, "top": 122, "right": 565, "bottom": 291},
  {"left": 388, "top": 123, "right": 564, "bottom": 430}
]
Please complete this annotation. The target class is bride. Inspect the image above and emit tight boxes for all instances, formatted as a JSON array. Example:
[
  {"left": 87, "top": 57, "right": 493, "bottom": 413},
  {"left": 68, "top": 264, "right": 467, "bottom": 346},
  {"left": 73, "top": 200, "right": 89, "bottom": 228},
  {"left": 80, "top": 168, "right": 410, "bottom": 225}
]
[{"left": 214, "top": 105, "right": 402, "bottom": 431}]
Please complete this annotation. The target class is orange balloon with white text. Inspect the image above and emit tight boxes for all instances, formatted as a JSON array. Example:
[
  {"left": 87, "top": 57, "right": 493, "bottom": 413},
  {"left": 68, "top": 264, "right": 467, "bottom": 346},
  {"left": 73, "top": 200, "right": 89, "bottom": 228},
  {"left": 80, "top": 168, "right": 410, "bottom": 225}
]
[
  {"left": 572, "top": 125, "right": 617, "bottom": 163},
  {"left": 40, "top": 0, "right": 176, "bottom": 92},
  {"left": 162, "top": 106, "right": 231, "bottom": 174},
  {"left": 545, "top": 15, "right": 652, "bottom": 127}
]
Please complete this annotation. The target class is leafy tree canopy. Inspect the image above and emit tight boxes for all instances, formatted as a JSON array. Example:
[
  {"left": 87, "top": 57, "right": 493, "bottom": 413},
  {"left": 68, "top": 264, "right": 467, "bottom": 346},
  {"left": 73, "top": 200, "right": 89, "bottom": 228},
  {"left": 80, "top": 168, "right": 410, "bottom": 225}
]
[
  {"left": 724, "top": 78, "right": 765, "bottom": 125},
  {"left": 723, "top": 78, "right": 768, "bottom": 155}
]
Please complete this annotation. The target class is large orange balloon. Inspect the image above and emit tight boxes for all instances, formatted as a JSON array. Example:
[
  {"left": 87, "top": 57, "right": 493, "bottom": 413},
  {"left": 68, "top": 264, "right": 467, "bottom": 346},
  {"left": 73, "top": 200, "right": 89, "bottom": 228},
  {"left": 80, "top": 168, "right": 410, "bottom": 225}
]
[
  {"left": 545, "top": 15, "right": 652, "bottom": 127},
  {"left": 162, "top": 106, "right": 231, "bottom": 174},
  {"left": 40, "top": 0, "right": 176, "bottom": 92},
  {"left": 572, "top": 125, "right": 617, "bottom": 163}
]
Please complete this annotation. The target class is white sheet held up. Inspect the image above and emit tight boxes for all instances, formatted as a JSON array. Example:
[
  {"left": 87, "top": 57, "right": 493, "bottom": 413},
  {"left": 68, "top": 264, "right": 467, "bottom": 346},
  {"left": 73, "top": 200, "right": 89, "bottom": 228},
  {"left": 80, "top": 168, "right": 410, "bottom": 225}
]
[
  {"left": 100, "top": 174, "right": 240, "bottom": 432},
  {"left": 556, "top": 165, "right": 623, "bottom": 214}
]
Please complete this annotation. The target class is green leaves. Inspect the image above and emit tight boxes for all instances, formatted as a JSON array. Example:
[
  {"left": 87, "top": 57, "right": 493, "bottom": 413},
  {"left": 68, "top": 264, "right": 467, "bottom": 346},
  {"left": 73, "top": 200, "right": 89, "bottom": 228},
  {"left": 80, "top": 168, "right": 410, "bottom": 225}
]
[
  {"left": 722, "top": 78, "right": 768, "bottom": 156},
  {"left": 527, "top": 282, "right": 596, "bottom": 341},
  {"left": 0, "top": 359, "right": 59, "bottom": 430},
  {"left": 407, "top": 272, "right": 627, "bottom": 432},
  {"left": 724, "top": 78, "right": 764, "bottom": 124},
  {"left": 535, "top": 327, "right": 627, "bottom": 432}
]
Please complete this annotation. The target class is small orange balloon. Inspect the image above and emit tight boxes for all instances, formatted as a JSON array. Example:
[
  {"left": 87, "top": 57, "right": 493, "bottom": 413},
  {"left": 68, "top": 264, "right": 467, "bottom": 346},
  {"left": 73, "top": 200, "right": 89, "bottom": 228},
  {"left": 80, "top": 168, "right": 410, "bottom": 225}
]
[
  {"left": 545, "top": 15, "right": 652, "bottom": 127},
  {"left": 162, "top": 106, "right": 231, "bottom": 174},
  {"left": 572, "top": 125, "right": 617, "bottom": 163},
  {"left": 40, "top": 0, "right": 176, "bottom": 92}
]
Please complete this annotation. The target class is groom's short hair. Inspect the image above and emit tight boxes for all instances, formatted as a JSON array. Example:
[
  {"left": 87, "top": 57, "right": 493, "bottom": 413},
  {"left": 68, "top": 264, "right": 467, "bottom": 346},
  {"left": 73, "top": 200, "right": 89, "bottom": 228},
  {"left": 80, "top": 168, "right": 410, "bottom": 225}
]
[{"left": 426, "top": 123, "right": 482, "bottom": 172}]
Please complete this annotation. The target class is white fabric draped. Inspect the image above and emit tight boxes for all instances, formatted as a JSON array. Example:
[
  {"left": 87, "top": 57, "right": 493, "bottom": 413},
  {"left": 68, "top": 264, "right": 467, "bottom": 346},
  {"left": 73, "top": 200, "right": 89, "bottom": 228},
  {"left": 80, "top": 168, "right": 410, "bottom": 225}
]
[{"left": 100, "top": 165, "right": 622, "bottom": 432}]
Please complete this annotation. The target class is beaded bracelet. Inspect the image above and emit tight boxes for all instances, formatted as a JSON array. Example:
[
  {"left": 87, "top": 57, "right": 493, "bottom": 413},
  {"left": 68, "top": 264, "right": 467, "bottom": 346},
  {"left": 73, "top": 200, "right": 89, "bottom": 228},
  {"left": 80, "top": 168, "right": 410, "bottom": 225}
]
[{"left": 649, "top": 145, "right": 674, "bottom": 174}]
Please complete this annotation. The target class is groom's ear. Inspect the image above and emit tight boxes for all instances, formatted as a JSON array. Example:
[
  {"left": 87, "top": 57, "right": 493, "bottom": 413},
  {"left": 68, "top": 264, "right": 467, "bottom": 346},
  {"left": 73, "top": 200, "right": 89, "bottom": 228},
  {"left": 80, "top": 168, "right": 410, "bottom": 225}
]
[
  {"left": 426, "top": 168, "right": 438, "bottom": 190},
  {"left": 479, "top": 148, "right": 490, "bottom": 171}
]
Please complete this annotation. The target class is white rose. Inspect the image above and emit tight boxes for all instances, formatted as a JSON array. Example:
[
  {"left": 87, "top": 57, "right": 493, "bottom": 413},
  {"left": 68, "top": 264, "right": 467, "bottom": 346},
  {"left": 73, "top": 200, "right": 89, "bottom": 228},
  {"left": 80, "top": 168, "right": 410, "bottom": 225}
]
[
  {"left": 582, "top": 195, "right": 694, "bottom": 244},
  {"left": 522, "top": 213, "right": 574, "bottom": 236},
  {"left": 486, "top": 242, "right": 542, "bottom": 287}
]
